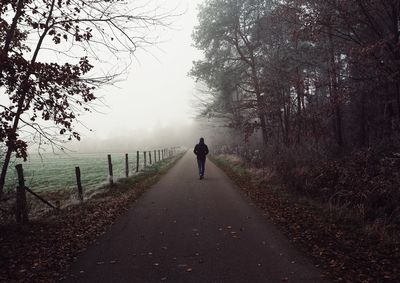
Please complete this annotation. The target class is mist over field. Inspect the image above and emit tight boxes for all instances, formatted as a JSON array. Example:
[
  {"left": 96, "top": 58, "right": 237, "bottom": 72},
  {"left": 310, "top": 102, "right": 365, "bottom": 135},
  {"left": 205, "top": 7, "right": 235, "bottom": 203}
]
[{"left": 67, "top": 121, "right": 212, "bottom": 153}]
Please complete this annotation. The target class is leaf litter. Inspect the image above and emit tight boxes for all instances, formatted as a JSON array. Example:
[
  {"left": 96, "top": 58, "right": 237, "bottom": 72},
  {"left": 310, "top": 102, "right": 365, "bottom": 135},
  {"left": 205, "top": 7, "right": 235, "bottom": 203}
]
[{"left": 0, "top": 155, "right": 183, "bottom": 282}]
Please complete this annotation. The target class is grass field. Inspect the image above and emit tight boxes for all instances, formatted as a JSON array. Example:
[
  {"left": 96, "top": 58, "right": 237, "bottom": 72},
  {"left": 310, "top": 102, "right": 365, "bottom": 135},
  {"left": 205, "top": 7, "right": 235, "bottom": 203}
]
[{"left": 5, "top": 152, "right": 150, "bottom": 193}]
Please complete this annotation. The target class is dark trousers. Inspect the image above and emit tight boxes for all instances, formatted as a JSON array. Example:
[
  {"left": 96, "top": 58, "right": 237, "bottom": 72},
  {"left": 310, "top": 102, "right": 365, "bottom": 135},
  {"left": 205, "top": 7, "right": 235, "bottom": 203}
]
[{"left": 197, "top": 157, "right": 206, "bottom": 176}]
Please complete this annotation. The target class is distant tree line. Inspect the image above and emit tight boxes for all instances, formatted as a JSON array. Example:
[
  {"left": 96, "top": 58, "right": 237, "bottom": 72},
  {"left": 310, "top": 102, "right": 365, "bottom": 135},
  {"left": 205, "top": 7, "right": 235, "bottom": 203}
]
[{"left": 191, "top": 0, "right": 400, "bottom": 154}]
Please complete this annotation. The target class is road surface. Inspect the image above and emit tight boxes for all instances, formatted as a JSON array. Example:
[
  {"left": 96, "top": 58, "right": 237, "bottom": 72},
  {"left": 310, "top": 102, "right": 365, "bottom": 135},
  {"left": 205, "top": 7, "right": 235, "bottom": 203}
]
[{"left": 65, "top": 152, "right": 328, "bottom": 282}]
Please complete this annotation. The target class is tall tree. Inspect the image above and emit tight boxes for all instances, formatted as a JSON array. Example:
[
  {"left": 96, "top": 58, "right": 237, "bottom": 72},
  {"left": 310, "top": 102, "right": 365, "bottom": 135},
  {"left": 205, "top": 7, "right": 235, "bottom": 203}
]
[
  {"left": 192, "top": 0, "right": 275, "bottom": 146},
  {"left": 192, "top": 0, "right": 400, "bottom": 155}
]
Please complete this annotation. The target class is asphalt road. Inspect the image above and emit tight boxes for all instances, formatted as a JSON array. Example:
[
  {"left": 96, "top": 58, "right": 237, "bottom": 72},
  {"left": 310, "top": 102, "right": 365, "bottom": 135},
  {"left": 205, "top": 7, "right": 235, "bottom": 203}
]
[{"left": 65, "top": 152, "right": 328, "bottom": 283}]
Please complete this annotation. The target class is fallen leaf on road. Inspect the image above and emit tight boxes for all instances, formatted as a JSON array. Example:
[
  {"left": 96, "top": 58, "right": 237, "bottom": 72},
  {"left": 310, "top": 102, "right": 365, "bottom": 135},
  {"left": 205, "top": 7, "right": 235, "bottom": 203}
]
[{"left": 186, "top": 268, "right": 193, "bottom": 272}]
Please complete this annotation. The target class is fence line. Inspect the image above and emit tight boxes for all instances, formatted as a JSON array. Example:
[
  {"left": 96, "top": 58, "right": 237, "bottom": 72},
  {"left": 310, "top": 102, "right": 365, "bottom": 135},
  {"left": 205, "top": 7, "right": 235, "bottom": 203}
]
[
  {"left": 107, "top": 154, "right": 113, "bottom": 187},
  {"left": 75, "top": 166, "right": 83, "bottom": 202},
  {"left": 125, "top": 154, "right": 129, "bottom": 178},
  {"left": 11, "top": 147, "right": 182, "bottom": 223}
]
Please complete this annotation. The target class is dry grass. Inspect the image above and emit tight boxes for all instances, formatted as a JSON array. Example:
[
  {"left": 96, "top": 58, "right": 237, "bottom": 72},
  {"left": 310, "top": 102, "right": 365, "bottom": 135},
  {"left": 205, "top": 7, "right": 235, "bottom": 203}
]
[{"left": 212, "top": 153, "right": 400, "bottom": 283}]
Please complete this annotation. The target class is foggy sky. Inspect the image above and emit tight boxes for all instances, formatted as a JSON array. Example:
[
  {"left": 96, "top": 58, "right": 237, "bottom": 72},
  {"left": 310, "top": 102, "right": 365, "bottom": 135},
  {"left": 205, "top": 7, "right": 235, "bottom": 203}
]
[{"left": 70, "top": 0, "right": 205, "bottom": 151}]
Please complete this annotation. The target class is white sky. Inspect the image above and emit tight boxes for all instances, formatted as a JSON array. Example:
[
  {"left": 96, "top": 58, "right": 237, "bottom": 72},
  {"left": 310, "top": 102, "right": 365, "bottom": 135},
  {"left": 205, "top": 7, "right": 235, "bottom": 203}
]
[{"left": 77, "top": 0, "right": 204, "bottom": 140}]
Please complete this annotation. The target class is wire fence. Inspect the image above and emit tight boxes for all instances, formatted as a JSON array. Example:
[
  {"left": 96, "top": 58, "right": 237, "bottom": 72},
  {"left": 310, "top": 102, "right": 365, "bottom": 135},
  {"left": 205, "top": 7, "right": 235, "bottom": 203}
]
[
  {"left": 5, "top": 148, "right": 181, "bottom": 193},
  {"left": 1, "top": 147, "right": 183, "bottom": 224}
]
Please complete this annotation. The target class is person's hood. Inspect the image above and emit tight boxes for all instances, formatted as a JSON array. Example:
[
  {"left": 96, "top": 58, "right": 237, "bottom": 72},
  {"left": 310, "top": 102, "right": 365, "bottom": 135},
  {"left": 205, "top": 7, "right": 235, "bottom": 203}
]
[{"left": 199, "top": 138, "right": 204, "bottom": 144}]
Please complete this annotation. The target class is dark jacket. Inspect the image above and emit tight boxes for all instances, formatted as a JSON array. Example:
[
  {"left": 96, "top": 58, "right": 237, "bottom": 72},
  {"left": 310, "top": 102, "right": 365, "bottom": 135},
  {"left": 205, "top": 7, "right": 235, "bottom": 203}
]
[{"left": 194, "top": 142, "right": 209, "bottom": 159}]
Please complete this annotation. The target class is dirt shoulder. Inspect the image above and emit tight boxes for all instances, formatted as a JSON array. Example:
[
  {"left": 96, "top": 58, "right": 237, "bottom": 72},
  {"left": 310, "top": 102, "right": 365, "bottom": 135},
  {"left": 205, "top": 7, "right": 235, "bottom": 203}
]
[
  {"left": 211, "top": 154, "right": 399, "bottom": 283},
  {"left": 0, "top": 153, "right": 185, "bottom": 283}
]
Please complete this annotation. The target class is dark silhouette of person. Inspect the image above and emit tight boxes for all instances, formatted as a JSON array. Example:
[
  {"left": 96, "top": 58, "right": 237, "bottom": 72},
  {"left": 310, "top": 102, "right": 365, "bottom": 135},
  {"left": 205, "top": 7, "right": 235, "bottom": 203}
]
[{"left": 193, "top": 137, "right": 209, "bottom": 179}]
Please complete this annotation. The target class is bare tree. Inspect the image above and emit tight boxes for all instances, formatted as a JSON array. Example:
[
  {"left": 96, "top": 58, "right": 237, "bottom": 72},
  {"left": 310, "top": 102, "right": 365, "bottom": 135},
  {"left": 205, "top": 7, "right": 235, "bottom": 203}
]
[{"left": 0, "top": 0, "right": 177, "bottom": 196}]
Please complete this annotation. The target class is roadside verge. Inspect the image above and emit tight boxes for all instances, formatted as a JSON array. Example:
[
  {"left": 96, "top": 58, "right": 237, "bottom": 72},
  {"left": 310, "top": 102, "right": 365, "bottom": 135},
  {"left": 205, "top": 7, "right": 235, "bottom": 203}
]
[
  {"left": 211, "top": 154, "right": 399, "bottom": 283},
  {"left": 0, "top": 152, "right": 185, "bottom": 282}
]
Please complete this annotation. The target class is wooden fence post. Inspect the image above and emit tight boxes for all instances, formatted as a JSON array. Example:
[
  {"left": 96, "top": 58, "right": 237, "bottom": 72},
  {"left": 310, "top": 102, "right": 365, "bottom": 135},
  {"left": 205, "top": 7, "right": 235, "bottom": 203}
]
[
  {"left": 15, "top": 164, "right": 28, "bottom": 224},
  {"left": 158, "top": 149, "right": 161, "bottom": 161},
  {"left": 136, "top": 151, "right": 139, "bottom": 172},
  {"left": 108, "top": 154, "right": 113, "bottom": 187},
  {"left": 75, "top": 166, "right": 83, "bottom": 202},
  {"left": 149, "top": 151, "right": 152, "bottom": 165},
  {"left": 154, "top": 150, "right": 157, "bottom": 163},
  {"left": 144, "top": 151, "right": 147, "bottom": 167},
  {"left": 125, "top": 153, "right": 129, "bottom": 177}
]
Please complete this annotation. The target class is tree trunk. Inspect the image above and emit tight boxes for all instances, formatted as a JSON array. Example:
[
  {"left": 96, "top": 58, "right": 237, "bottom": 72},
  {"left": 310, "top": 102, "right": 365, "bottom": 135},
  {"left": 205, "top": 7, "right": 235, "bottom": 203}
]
[
  {"left": 328, "top": 27, "right": 344, "bottom": 147},
  {"left": 1, "top": 0, "right": 25, "bottom": 61},
  {"left": 295, "top": 67, "right": 304, "bottom": 145},
  {"left": 0, "top": 0, "right": 56, "bottom": 197},
  {"left": 254, "top": 82, "right": 268, "bottom": 146},
  {"left": 0, "top": 0, "right": 26, "bottom": 197},
  {"left": 258, "top": 109, "right": 268, "bottom": 146},
  {"left": 359, "top": 91, "right": 367, "bottom": 147},
  {"left": 0, "top": 149, "right": 13, "bottom": 198},
  {"left": 278, "top": 88, "right": 289, "bottom": 147},
  {"left": 396, "top": 83, "right": 400, "bottom": 122},
  {"left": 0, "top": 85, "right": 27, "bottom": 197}
]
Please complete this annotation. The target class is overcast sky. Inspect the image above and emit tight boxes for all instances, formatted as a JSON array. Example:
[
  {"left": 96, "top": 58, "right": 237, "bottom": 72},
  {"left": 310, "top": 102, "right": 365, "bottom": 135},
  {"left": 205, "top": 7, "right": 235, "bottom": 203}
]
[{"left": 76, "top": 0, "right": 204, "bottom": 141}]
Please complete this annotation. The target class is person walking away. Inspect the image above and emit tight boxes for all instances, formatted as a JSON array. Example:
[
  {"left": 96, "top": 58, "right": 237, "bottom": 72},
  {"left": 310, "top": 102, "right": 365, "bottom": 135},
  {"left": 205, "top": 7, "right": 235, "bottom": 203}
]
[{"left": 194, "top": 137, "right": 209, "bottom": 179}]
